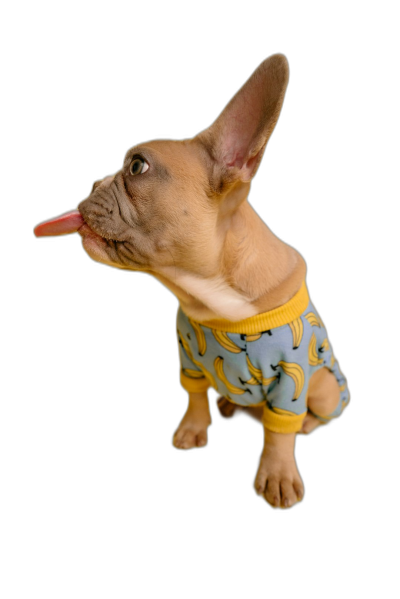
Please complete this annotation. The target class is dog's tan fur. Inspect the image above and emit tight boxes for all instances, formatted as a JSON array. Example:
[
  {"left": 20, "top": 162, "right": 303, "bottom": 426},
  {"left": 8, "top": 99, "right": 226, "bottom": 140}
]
[{"left": 76, "top": 54, "right": 341, "bottom": 508}]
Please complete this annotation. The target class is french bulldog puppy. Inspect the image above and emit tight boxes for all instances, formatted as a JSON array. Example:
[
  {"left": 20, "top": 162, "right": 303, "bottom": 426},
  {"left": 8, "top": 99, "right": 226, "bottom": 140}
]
[{"left": 34, "top": 54, "right": 349, "bottom": 508}]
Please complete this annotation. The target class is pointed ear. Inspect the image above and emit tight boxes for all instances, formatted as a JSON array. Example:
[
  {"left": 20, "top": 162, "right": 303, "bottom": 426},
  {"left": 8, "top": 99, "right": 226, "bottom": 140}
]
[{"left": 197, "top": 54, "right": 289, "bottom": 186}]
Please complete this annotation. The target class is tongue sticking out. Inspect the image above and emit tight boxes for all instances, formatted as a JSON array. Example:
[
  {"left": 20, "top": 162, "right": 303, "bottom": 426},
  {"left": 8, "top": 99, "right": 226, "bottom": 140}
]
[{"left": 34, "top": 210, "right": 85, "bottom": 237}]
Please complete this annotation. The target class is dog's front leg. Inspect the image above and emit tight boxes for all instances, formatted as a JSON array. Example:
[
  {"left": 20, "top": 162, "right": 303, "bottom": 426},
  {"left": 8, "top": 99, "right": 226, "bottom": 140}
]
[
  {"left": 173, "top": 392, "right": 211, "bottom": 450},
  {"left": 255, "top": 421, "right": 304, "bottom": 508}
]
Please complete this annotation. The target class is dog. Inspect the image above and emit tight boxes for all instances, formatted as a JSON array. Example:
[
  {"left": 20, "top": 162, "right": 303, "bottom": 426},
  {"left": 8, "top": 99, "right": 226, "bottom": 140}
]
[{"left": 34, "top": 54, "right": 349, "bottom": 508}]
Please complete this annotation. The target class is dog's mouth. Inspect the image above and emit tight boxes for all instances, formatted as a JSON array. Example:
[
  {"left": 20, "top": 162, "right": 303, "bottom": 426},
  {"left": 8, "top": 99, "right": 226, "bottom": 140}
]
[
  {"left": 34, "top": 209, "right": 112, "bottom": 263},
  {"left": 33, "top": 210, "right": 136, "bottom": 270}
]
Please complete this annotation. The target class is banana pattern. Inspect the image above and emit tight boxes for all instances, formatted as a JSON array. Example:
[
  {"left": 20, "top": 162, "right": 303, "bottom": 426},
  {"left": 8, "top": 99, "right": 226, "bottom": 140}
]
[
  {"left": 212, "top": 329, "right": 244, "bottom": 354},
  {"left": 214, "top": 356, "right": 251, "bottom": 395},
  {"left": 271, "top": 361, "right": 305, "bottom": 401},
  {"left": 178, "top": 329, "right": 217, "bottom": 389},
  {"left": 288, "top": 317, "right": 304, "bottom": 349},
  {"left": 177, "top": 289, "right": 349, "bottom": 431},
  {"left": 308, "top": 333, "right": 324, "bottom": 366},
  {"left": 305, "top": 312, "right": 322, "bottom": 327},
  {"left": 241, "top": 354, "right": 278, "bottom": 387},
  {"left": 320, "top": 338, "right": 329, "bottom": 352},
  {"left": 245, "top": 332, "right": 262, "bottom": 342},
  {"left": 188, "top": 318, "right": 207, "bottom": 356},
  {"left": 182, "top": 368, "right": 206, "bottom": 379},
  {"left": 246, "top": 354, "right": 262, "bottom": 382}
]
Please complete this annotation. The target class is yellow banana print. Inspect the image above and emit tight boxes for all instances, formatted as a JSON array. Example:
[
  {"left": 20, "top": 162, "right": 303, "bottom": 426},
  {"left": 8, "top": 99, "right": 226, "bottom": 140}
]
[
  {"left": 246, "top": 333, "right": 262, "bottom": 342},
  {"left": 178, "top": 330, "right": 217, "bottom": 389},
  {"left": 262, "top": 375, "right": 278, "bottom": 387},
  {"left": 214, "top": 356, "right": 248, "bottom": 395},
  {"left": 330, "top": 354, "right": 335, "bottom": 369},
  {"left": 188, "top": 318, "right": 207, "bottom": 356},
  {"left": 178, "top": 331, "right": 191, "bottom": 356},
  {"left": 308, "top": 333, "right": 324, "bottom": 366},
  {"left": 212, "top": 329, "right": 244, "bottom": 354},
  {"left": 320, "top": 338, "right": 329, "bottom": 352},
  {"left": 272, "top": 360, "right": 305, "bottom": 401},
  {"left": 239, "top": 355, "right": 262, "bottom": 385},
  {"left": 182, "top": 368, "right": 205, "bottom": 379},
  {"left": 242, "top": 355, "right": 278, "bottom": 387},
  {"left": 240, "top": 374, "right": 260, "bottom": 385},
  {"left": 305, "top": 312, "right": 322, "bottom": 327},
  {"left": 246, "top": 354, "right": 262, "bottom": 382},
  {"left": 288, "top": 317, "right": 304, "bottom": 349},
  {"left": 270, "top": 406, "right": 293, "bottom": 418}
]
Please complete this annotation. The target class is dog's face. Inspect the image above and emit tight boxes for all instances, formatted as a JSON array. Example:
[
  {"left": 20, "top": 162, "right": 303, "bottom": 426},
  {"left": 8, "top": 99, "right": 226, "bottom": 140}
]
[
  {"left": 36, "top": 54, "right": 289, "bottom": 316},
  {"left": 78, "top": 138, "right": 234, "bottom": 278}
]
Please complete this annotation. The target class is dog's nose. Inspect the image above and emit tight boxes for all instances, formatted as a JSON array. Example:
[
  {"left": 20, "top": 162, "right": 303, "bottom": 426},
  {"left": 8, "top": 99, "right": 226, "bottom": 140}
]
[{"left": 90, "top": 179, "right": 103, "bottom": 193}]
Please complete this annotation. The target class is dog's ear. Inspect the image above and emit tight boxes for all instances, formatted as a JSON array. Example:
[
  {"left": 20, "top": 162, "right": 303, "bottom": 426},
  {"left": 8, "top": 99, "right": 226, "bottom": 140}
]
[{"left": 197, "top": 54, "right": 289, "bottom": 186}]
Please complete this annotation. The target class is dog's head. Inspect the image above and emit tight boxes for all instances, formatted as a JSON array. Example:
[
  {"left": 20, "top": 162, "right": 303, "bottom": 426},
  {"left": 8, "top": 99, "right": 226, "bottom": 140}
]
[{"left": 35, "top": 54, "right": 289, "bottom": 317}]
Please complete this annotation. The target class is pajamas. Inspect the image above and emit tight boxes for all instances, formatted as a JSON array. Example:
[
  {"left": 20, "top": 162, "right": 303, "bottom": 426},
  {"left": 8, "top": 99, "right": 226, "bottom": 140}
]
[{"left": 177, "top": 281, "right": 349, "bottom": 434}]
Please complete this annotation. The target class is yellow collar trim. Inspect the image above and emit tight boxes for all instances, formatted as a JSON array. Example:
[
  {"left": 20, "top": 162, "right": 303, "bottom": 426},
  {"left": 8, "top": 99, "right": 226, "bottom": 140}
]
[{"left": 196, "top": 281, "right": 309, "bottom": 335}]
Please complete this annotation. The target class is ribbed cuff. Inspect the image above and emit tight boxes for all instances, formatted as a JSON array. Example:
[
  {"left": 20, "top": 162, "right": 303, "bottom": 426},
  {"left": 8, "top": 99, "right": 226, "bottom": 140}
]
[
  {"left": 262, "top": 405, "right": 307, "bottom": 434},
  {"left": 180, "top": 371, "right": 210, "bottom": 393},
  {"left": 192, "top": 281, "right": 309, "bottom": 334}
]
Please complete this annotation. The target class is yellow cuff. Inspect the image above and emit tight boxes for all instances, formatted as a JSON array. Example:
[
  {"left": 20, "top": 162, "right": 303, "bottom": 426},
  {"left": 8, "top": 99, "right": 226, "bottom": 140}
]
[
  {"left": 180, "top": 371, "right": 210, "bottom": 393},
  {"left": 198, "top": 281, "right": 309, "bottom": 334},
  {"left": 263, "top": 406, "right": 307, "bottom": 434}
]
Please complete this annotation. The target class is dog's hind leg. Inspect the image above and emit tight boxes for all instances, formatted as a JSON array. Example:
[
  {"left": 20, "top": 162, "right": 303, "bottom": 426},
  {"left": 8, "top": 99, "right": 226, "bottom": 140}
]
[
  {"left": 217, "top": 397, "right": 264, "bottom": 421},
  {"left": 300, "top": 366, "right": 348, "bottom": 434}
]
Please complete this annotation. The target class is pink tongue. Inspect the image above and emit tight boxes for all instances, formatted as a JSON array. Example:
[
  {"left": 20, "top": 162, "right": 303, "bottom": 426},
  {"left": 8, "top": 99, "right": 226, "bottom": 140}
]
[{"left": 34, "top": 210, "right": 84, "bottom": 237}]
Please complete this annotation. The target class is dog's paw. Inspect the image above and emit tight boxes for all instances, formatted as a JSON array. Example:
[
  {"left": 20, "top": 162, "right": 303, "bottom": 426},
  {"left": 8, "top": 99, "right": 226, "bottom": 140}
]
[
  {"left": 216, "top": 396, "right": 239, "bottom": 418},
  {"left": 173, "top": 425, "right": 208, "bottom": 449},
  {"left": 173, "top": 393, "right": 212, "bottom": 450},
  {"left": 173, "top": 409, "right": 211, "bottom": 450},
  {"left": 254, "top": 454, "right": 304, "bottom": 508}
]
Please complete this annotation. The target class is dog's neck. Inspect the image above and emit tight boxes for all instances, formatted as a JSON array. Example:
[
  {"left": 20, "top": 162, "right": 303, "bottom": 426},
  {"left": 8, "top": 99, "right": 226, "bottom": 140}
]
[{"left": 154, "top": 200, "right": 306, "bottom": 323}]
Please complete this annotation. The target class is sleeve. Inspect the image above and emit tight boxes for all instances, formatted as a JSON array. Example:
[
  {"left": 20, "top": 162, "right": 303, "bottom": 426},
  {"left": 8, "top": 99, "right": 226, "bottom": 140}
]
[
  {"left": 252, "top": 318, "right": 309, "bottom": 434},
  {"left": 178, "top": 334, "right": 210, "bottom": 393}
]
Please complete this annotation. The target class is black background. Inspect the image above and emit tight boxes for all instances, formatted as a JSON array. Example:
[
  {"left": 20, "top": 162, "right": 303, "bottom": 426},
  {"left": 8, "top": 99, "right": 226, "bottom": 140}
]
[{"left": 17, "top": 6, "right": 376, "bottom": 559}]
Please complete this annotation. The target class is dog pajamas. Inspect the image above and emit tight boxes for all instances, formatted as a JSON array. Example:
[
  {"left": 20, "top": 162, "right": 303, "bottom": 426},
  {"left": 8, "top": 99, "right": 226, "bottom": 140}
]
[{"left": 177, "top": 281, "right": 349, "bottom": 434}]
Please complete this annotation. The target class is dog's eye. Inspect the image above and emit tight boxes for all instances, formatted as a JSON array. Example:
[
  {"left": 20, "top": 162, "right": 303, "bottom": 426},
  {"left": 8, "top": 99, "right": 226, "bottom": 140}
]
[{"left": 130, "top": 157, "right": 149, "bottom": 176}]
